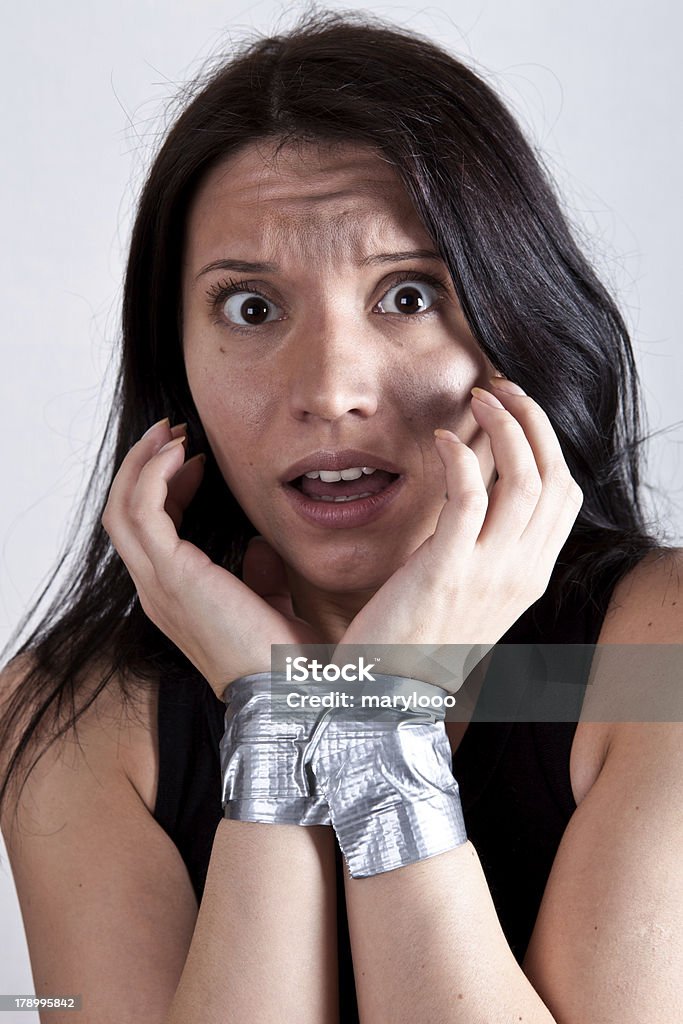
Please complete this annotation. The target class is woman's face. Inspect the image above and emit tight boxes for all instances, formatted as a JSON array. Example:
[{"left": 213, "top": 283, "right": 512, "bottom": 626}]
[{"left": 181, "top": 138, "right": 496, "bottom": 598}]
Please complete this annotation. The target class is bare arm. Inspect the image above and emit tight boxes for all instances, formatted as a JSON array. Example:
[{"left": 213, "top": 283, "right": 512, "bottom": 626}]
[
  {"left": 344, "top": 843, "right": 554, "bottom": 1023},
  {"left": 167, "top": 820, "right": 338, "bottom": 1024},
  {"left": 38, "top": 413, "right": 342, "bottom": 1015},
  {"left": 341, "top": 551, "right": 683, "bottom": 1023},
  {"left": 1, "top": 665, "right": 338, "bottom": 1024},
  {"left": 343, "top": 719, "right": 682, "bottom": 1024}
]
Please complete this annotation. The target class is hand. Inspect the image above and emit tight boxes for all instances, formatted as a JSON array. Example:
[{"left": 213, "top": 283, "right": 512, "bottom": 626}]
[
  {"left": 335, "top": 378, "right": 583, "bottom": 682},
  {"left": 101, "top": 419, "right": 321, "bottom": 699}
]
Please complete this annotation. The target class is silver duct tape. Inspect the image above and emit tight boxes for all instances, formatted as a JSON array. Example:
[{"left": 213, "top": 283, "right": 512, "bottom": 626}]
[
  {"left": 310, "top": 712, "right": 467, "bottom": 878},
  {"left": 220, "top": 673, "right": 331, "bottom": 825},
  {"left": 220, "top": 673, "right": 468, "bottom": 875}
]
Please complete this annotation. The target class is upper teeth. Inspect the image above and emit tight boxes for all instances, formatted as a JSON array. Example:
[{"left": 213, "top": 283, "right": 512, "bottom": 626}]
[{"left": 304, "top": 467, "right": 378, "bottom": 481}]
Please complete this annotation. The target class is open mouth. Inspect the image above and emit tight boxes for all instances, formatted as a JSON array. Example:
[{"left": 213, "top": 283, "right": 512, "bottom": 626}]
[{"left": 288, "top": 469, "right": 401, "bottom": 503}]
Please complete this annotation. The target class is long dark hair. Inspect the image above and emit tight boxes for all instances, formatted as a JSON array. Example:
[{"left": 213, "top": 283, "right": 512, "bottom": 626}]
[{"left": 0, "top": 7, "right": 663, "bottom": 828}]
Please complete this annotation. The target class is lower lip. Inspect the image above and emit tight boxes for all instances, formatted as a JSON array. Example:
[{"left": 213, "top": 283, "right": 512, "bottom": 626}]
[{"left": 281, "top": 476, "right": 405, "bottom": 529}]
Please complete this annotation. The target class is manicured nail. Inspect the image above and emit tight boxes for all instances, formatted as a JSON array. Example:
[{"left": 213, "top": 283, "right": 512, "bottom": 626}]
[
  {"left": 488, "top": 376, "right": 526, "bottom": 396},
  {"left": 471, "top": 387, "right": 505, "bottom": 409},
  {"left": 158, "top": 437, "right": 185, "bottom": 454},
  {"left": 434, "top": 428, "right": 462, "bottom": 443},
  {"left": 143, "top": 416, "right": 170, "bottom": 437},
  {"left": 169, "top": 426, "right": 188, "bottom": 448}
]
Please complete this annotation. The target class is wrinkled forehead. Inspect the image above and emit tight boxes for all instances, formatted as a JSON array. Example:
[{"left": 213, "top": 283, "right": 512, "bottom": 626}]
[{"left": 183, "top": 139, "right": 433, "bottom": 271}]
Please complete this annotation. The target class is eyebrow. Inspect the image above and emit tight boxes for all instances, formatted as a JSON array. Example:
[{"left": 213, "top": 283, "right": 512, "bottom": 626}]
[
  {"left": 194, "top": 249, "right": 444, "bottom": 281},
  {"left": 362, "top": 249, "right": 443, "bottom": 267}
]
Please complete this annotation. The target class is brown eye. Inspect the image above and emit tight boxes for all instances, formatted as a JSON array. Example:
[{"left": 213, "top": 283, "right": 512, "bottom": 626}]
[
  {"left": 221, "top": 291, "right": 282, "bottom": 326},
  {"left": 376, "top": 279, "right": 442, "bottom": 316},
  {"left": 395, "top": 286, "right": 426, "bottom": 314}
]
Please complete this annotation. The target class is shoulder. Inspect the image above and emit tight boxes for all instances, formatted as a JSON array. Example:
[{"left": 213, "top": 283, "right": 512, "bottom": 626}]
[
  {"left": 0, "top": 652, "right": 159, "bottom": 831},
  {"left": 596, "top": 544, "right": 683, "bottom": 744},
  {"left": 570, "top": 546, "right": 682, "bottom": 804},
  {"left": 0, "top": 657, "right": 197, "bottom": 1019},
  {"left": 598, "top": 545, "right": 683, "bottom": 644},
  {"left": 526, "top": 549, "right": 683, "bottom": 1017},
  {"left": 595, "top": 544, "right": 683, "bottom": 755}
]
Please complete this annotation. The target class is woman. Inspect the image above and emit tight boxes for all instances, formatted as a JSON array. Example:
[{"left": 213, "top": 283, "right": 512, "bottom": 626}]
[{"left": 1, "top": 9, "right": 681, "bottom": 1022}]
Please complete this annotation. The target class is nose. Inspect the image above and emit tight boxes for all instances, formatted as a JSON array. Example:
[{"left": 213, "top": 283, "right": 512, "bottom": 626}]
[{"left": 286, "top": 315, "right": 380, "bottom": 423}]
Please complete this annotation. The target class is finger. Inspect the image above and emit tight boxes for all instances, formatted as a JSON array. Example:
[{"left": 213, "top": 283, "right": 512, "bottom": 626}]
[
  {"left": 166, "top": 453, "right": 206, "bottom": 531},
  {"left": 427, "top": 429, "right": 489, "bottom": 562},
  {"left": 488, "top": 377, "right": 570, "bottom": 476},
  {"left": 103, "top": 417, "right": 178, "bottom": 547},
  {"left": 108, "top": 418, "right": 174, "bottom": 505},
  {"left": 126, "top": 435, "right": 191, "bottom": 565},
  {"left": 106, "top": 436, "right": 188, "bottom": 585},
  {"left": 469, "top": 387, "right": 542, "bottom": 547},
  {"left": 102, "top": 418, "right": 175, "bottom": 566},
  {"left": 485, "top": 378, "right": 582, "bottom": 545},
  {"left": 525, "top": 477, "right": 584, "bottom": 570},
  {"left": 241, "top": 536, "right": 297, "bottom": 618}
]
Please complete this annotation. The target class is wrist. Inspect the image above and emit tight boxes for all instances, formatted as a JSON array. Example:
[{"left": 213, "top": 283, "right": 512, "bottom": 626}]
[
  {"left": 219, "top": 672, "right": 468, "bottom": 876},
  {"left": 309, "top": 680, "right": 467, "bottom": 877},
  {"left": 219, "top": 673, "right": 331, "bottom": 826}
]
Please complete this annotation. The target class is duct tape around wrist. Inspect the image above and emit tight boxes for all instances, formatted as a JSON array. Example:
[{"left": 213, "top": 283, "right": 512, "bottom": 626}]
[{"left": 219, "top": 672, "right": 468, "bottom": 875}]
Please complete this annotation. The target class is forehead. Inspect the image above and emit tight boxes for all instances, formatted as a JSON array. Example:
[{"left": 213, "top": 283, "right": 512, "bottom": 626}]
[{"left": 183, "top": 139, "right": 435, "bottom": 270}]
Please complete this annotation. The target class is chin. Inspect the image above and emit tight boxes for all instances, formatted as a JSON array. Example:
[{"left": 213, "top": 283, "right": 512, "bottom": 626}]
[{"left": 287, "top": 539, "right": 409, "bottom": 594}]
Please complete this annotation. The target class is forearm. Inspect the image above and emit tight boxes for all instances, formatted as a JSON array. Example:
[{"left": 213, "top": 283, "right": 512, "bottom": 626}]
[
  {"left": 166, "top": 820, "right": 338, "bottom": 1024},
  {"left": 344, "top": 841, "right": 555, "bottom": 1024}
]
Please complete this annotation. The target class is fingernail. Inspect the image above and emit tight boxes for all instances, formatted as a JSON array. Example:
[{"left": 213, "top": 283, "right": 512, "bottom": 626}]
[
  {"left": 471, "top": 386, "right": 505, "bottom": 409},
  {"left": 488, "top": 376, "right": 526, "bottom": 396},
  {"left": 159, "top": 437, "right": 185, "bottom": 453},
  {"left": 143, "top": 416, "right": 170, "bottom": 437},
  {"left": 434, "top": 428, "right": 462, "bottom": 443}
]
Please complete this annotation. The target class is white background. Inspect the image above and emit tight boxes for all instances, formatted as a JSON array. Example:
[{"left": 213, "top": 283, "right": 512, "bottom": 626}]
[{"left": 1, "top": 1, "right": 681, "bottom": 1016}]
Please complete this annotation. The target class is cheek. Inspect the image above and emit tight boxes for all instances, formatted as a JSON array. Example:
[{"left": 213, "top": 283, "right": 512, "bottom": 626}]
[
  {"left": 388, "top": 351, "right": 487, "bottom": 434},
  {"left": 183, "top": 346, "right": 286, "bottom": 505},
  {"left": 392, "top": 375, "right": 465, "bottom": 429},
  {"left": 385, "top": 347, "right": 495, "bottom": 491},
  {"left": 184, "top": 341, "right": 276, "bottom": 436}
]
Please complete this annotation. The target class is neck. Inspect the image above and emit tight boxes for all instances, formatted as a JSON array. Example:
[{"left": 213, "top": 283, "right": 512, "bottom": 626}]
[{"left": 286, "top": 567, "right": 376, "bottom": 645}]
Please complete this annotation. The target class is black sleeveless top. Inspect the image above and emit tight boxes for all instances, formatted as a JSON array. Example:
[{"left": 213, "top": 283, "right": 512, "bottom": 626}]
[{"left": 152, "top": 572, "right": 619, "bottom": 1021}]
